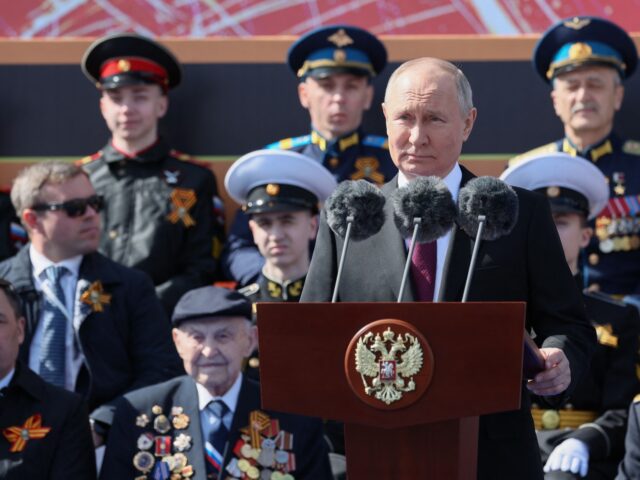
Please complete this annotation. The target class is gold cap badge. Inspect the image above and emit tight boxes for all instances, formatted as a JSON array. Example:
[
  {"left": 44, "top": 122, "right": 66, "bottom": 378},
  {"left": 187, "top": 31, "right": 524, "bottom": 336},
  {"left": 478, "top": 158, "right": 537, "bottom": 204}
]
[
  {"left": 564, "top": 17, "right": 591, "bottom": 30},
  {"left": 117, "top": 59, "right": 131, "bottom": 72},
  {"left": 546, "top": 186, "right": 560, "bottom": 198},
  {"left": 568, "top": 42, "right": 593, "bottom": 60},
  {"left": 328, "top": 28, "right": 354, "bottom": 48},
  {"left": 265, "top": 184, "right": 280, "bottom": 196}
]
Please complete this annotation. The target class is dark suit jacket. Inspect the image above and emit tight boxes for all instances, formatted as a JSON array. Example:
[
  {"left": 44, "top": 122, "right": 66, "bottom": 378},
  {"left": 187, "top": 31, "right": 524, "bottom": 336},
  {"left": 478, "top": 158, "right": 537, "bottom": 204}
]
[
  {"left": 0, "top": 247, "right": 184, "bottom": 425},
  {"left": 301, "top": 167, "right": 596, "bottom": 480},
  {"left": 100, "top": 375, "right": 332, "bottom": 480},
  {"left": 0, "top": 362, "right": 96, "bottom": 479}
]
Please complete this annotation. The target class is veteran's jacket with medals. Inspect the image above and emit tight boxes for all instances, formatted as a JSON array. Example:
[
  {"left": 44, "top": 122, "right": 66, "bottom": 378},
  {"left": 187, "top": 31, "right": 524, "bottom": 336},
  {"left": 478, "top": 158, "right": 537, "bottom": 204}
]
[
  {"left": 531, "top": 280, "right": 640, "bottom": 477},
  {"left": 79, "top": 139, "right": 226, "bottom": 314},
  {"left": 510, "top": 133, "right": 640, "bottom": 295},
  {"left": 221, "top": 128, "right": 394, "bottom": 286},
  {"left": 100, "top": 375, "right": 332, "bottom": 480},
  {"left": 0, "top": 247, "right": 184, "bottom": 426},
  {"left": 0, "top": 362, "right": 96, "bottom": 480}
]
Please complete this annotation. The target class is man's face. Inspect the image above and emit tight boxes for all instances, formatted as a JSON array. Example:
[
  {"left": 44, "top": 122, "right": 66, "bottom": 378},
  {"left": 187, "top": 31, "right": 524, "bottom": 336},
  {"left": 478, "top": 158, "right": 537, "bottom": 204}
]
[
  {"left": 0, "top": 289, "right": 24, "bottom": 379},
  {"left": 100, "top": 84, "right": 168, "bottom": 146},
  {"left": 23, "top": 175, "right": 101, "bottom": 262},
  {"left": 383, "top": 66, "right": 476, "bottom": 179},
  {"left": 552, "top": 212, "right": 592, "bottom": 274},
  {"left": 173, "top": 317, "right": 256, "bottom": 396},
  {"left": 298, "top": 73, "right": 373, "bottom": 140},
  {"left": 551, "top": 66, "right": 623, "bottom": 139},
  {"left": 248, "top": 210, "right": 318, "bottom": 271}
]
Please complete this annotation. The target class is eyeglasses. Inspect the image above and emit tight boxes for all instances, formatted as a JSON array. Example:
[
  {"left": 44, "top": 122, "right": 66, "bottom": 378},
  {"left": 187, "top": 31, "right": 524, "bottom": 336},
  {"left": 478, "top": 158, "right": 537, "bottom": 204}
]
[{"left": 31, "top": 195, "right": 105, "bottom": 218}]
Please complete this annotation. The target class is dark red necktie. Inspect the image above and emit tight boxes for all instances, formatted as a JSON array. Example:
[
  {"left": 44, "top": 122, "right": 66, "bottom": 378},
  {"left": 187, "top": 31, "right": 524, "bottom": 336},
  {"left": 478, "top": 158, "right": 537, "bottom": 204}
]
[{"left": 410, "top": 241, "right": 437, "bottom": 301}]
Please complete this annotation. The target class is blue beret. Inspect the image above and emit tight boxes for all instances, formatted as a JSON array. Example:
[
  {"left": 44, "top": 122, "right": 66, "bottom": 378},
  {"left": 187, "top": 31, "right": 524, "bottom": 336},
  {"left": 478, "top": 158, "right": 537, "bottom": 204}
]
[
  {"left": 287, "top": 24, "right": 387, "bottom": 79},
  {"left": 172, "top": 286, "right": 252, "bottom": 325},
  {"left": 534, "top": 16, "right": 637, "bottom": 82}
]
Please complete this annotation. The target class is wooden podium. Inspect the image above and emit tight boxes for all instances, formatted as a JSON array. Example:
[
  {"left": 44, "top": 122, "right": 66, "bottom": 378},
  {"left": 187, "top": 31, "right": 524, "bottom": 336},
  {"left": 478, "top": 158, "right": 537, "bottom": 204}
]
[{"left": 257, "top": 302, "right": 526, "bottom": 480}]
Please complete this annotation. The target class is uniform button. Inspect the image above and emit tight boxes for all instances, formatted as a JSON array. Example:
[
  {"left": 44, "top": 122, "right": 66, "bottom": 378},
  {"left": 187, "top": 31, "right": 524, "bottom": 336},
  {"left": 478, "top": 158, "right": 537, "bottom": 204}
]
[
  {"left": 248, "top": 357, "right": 260, "bottom": 368},
  {"left": 541, "top": 410, "right": 560, "bottom": 430},
  {"left": 588, "top": 253, "right": 599, "bottom": 265},
  {"left": 109, "top": 229, "right": 118, "bottom": 239},
  {"left": 329, "top": 157, "right": 339, "bottom": 168}
]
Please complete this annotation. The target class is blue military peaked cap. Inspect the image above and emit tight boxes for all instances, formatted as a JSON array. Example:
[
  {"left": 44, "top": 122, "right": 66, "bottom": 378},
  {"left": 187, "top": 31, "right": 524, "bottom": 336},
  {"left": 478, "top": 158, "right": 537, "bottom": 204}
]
[
  {"left": 534, "top": 16, "right": 637, "bottom": 82},
  {"left": 287, "top": 24, "right": 387, "bottom": 79}
]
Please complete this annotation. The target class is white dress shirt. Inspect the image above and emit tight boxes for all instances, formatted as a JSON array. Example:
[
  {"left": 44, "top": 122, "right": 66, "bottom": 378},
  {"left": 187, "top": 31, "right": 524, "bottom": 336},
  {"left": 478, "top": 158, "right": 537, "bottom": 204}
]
[
  {"left": 196, "top": 372, "right": 243, "bottom": 432},
  {"left": 28, "top": 245, "right": 84, "bottom": 390}
]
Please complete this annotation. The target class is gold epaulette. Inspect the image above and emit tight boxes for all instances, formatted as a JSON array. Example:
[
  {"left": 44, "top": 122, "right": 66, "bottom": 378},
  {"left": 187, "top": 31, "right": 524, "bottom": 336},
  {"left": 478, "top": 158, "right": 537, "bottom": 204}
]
[
  {"left": 508, "top": 142, "right": 559, "bottom": 167},
  {"left": 634, "top": 393, "right": 640, "bottom": 403},
  {"left": 75, "top": 152, "right": 101, "bottom": 166},
  {"left": 622, "top": 140, "right": 640, "bottom": 156}
]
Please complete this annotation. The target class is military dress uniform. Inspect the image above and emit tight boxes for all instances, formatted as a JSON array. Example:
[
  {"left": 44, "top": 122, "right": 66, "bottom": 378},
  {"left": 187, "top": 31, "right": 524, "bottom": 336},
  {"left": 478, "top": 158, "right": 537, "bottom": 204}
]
[
  {"left": 502, "top": 152, "right": 640, "bottom": 479},
  {"left": 510, "top": 16, "right": 640, "bottom": 296},
  {"left": 80, "top": 141, "right": 225, "bottom": 314},
  {"left": 79, "top": 33, "right": 225, "bottom": 314},
  {"left": 221, "top": 25, "right": 393, "bottom": 285}
]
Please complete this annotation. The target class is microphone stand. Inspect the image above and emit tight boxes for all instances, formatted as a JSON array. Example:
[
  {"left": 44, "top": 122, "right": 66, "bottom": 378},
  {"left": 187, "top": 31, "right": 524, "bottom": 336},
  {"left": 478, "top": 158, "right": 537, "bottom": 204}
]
[
  {"left": 331, "top": 216, "right": 354, "bottom": 303},
  {"left": 461, "top": 215, "right": 485, "bottom": 302},
  {"left": 397, "top": 218, "right": 421, "bottom": 302}
]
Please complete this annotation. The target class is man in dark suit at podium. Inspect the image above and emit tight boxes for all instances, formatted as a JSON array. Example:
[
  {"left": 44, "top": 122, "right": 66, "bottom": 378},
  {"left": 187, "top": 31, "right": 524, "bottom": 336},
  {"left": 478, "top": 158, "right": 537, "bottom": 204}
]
[{"left": 301, "top": 57, "right": 596, "bottom": 479}]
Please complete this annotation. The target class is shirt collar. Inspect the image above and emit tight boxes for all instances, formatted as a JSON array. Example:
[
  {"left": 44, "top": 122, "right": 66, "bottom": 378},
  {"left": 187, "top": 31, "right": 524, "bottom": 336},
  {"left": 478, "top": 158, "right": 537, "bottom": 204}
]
[
  {"left": 0, "top": 368, "right": 15, "bottom": 390},
  {"left": 397, "top": 163, "right": 462, "bottom": 201},
  {"left": 196, "top": 372, "right": 243, "bottom": 414},
  {"left": 29, "top": 245, "right": 82, "bottom": 280}
]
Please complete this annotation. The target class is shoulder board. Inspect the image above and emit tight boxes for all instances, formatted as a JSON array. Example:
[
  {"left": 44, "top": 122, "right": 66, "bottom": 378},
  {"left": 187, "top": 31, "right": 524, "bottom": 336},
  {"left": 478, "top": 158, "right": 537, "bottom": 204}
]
[
  {"left": 238, "top": 283, "right": 260, "bottom": 297},
  {"left": 265, "top": 135, "right": 312, "bottom": 150},
  {"left": 584, "top": 289, "right": 627, "bottom": 307},
  {"left": 622, "top": 140, "right": 640, "bottom": 156},
  {"left": 362, "top": 135, "right": 389, "bottom": 150},
  {"left": 76, "top": 152, "right": 101, "bottom": 166},
  {"left": 169, "top": 149, "right": 196, "bottom": 162},
  {"left": 508, "top": 142, "right": 559, "bottom": 167},
  {"left": 634, "top": 393, "right": 640, "bottom": 404}
]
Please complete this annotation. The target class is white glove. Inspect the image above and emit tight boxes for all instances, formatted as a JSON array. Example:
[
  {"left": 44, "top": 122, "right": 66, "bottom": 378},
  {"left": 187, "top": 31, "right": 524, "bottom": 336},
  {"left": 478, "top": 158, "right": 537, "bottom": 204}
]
[{"left": 544, "top": 438, "right": 589, "bottom": 477}]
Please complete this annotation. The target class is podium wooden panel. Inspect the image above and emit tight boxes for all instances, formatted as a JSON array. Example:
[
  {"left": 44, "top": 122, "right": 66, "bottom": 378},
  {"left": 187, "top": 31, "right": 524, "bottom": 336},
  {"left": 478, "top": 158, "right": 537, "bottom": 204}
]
[{"left": 257, "top": 302, "right": 526, "bottom": 479}]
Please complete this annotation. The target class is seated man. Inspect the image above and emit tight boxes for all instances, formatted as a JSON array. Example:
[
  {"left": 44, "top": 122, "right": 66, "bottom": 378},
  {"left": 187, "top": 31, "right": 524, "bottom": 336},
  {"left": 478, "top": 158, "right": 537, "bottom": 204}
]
[
  {"left": 0, "top": 278, "right": 96, "bottom": 479},
  {"left": 0, "top": 161, "right": 183, "bottom": 446},
  {"left": 100, "top": 286, "right": 332, "bottom": 479},
  {"left": 502, "top": 153, "right": 640, "bottom": 479},
  {"left": 617, "top": 395, "right": 640, "bottom": 478}
]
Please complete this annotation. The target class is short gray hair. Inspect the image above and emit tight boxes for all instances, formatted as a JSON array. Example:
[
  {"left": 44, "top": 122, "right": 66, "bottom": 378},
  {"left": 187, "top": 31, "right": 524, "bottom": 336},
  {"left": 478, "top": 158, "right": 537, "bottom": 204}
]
[
  {"left": 11, "top": 160, "right": 86, "bottom": 217},
  {"left": 384, "top": 57, "right": 474, "bottom": 116}
]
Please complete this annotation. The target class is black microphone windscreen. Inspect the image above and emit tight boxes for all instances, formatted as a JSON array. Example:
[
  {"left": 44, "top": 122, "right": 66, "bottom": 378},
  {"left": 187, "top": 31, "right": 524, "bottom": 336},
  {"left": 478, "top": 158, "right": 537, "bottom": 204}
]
[
  {"left": 391, "top": 176, "right": 457, "bottom": 243},
  {"left": 457, "top": 176, "right": 519, "bottom": 241},
  {"left": 325, "top": 180, "right": 386, "bottom": 240}
]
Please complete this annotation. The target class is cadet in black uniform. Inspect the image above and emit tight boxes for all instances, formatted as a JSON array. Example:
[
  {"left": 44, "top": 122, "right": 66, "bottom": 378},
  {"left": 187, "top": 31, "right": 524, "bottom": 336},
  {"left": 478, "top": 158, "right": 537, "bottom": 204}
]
[
  {"left": 222, "top": 25, "right": 394, "bottom": 286},
  {"left": 78, "top": 34, "right": 225, "bottom": 314},
  {"left": 502, "top": 152, "right": 640, "bottom": 480},
  {"left": 509, "top": 16, "right": 640, "bottom": 298}
]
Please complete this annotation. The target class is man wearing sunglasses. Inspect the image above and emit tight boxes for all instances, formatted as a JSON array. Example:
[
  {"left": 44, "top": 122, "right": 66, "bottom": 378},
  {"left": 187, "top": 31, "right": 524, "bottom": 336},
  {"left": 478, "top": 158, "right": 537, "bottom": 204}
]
[
  {"left": 0, "top": 278, "right": 96, "bottom": 479},
  {"left": 78, "top": 33, "right": 225, "bottom": 315},
  {"left": 0, "top": 161, "right": 183, "bottom": 453}
]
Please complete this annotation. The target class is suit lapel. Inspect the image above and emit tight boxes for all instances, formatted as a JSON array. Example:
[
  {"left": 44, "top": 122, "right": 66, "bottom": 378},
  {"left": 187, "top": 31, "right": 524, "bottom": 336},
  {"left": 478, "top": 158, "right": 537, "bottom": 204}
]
[
  {"left": 377, "top": 179, "right": 414, "bottom": 302},
  {"left": 441, "top": 166, "right": 475, "bottom": 301}
]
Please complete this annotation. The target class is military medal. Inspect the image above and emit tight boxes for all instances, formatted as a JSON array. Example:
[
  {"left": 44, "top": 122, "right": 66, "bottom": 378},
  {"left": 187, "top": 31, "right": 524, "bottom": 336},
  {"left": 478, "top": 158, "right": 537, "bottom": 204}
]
[
  {"left": 155, "top": 435, "right": 172, "bottom": 456},
  {"left": 137, "top": 432, "right": 154, "bottom": 450},
  {"left": 173, "top": 433, "right": 192, "bottom": 452},
  {"left": 154, "top": 414, "right": 171, "bottom": 434},
  {"left": 133, "top": 451, "right": 155, "bottom": 473},
  {"left": 613, "top": 172, "right": 626, "bottom": 196},
  {"left": 80, "top": 280, "right": 111, "bottom": 312},
  {"left": 172, "top": 413, "right": 190, "bottom": 430},
  {"left": 136, "top": 413, "right": 150, "bottom": 427},
  {"left": 2, "top": 414, "right": 51, "bottom": 453},
  {"left": 173, "top": 452, "right": 188, "bottom": 470},
  {"left": 152, "top": 459, "right": 172, "bottom": 480},
  {"left": 171, "top": 406, "right": 184, "bottom": 416},
  {"left": 600, "top": 238, "right": 614, "bottom": 253},
  {"left": 258, "top": 438, "right": 276, "bottom": 467},
  {"left": 152, "top": 405, "right": 163, "bottom": 415}
]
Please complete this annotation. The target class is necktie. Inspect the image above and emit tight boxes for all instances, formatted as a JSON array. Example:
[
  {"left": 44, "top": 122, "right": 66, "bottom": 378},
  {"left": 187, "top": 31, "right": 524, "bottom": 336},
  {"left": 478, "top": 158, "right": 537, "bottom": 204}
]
[
  {"left": 39, "top": 265, "right": 68, "bottom": 387},
  {"left": 410, "top": 241, "right": 437, "bottom": 301},
  {"left": 203, "top": 400, "right": 230, "bottom": 477}
]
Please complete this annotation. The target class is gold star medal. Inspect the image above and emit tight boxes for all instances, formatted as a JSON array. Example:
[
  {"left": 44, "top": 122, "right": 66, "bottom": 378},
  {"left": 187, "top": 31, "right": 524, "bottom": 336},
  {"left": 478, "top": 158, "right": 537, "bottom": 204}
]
[{"left": 80, "top": 281, "right": 111, "bottom": 312}]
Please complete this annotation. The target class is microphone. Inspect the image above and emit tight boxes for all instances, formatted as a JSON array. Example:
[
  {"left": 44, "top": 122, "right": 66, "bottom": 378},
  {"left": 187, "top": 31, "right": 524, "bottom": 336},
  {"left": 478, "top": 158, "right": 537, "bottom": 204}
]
[
  {"left": 457, "top": 176, "right": 518, "bottom": 302},
  {"left": 457, "top": 177, "right": 544, "bottom": 379},
  {"left": 391, "top": 176, "right": 457, "bottom": 302},
  {"left": 325, "top": 180, "right": 386, "bottom": 302}
]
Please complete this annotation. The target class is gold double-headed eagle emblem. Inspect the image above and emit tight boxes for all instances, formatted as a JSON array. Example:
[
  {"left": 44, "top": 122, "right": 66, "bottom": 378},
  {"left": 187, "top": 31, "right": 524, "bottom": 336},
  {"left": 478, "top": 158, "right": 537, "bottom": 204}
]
[{"left": 354, "top": 326, "right": 424, "bottom": 405}]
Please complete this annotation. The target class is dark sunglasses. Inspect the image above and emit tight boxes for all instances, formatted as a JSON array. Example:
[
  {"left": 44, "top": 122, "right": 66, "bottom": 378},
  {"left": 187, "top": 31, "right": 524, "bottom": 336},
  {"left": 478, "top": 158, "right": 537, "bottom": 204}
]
[{"left": 31, "top": 195, "right": 104, "bottom": 218}]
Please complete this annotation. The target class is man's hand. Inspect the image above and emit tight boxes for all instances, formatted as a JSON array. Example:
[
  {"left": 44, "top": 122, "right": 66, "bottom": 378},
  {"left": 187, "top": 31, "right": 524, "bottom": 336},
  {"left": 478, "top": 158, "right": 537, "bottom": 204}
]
[
  {"left": 544, "top": 438, "right": 589, "bottom": 477},
  {"left": 526, "top": 347, "right": 570, "bottom": 396}
]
